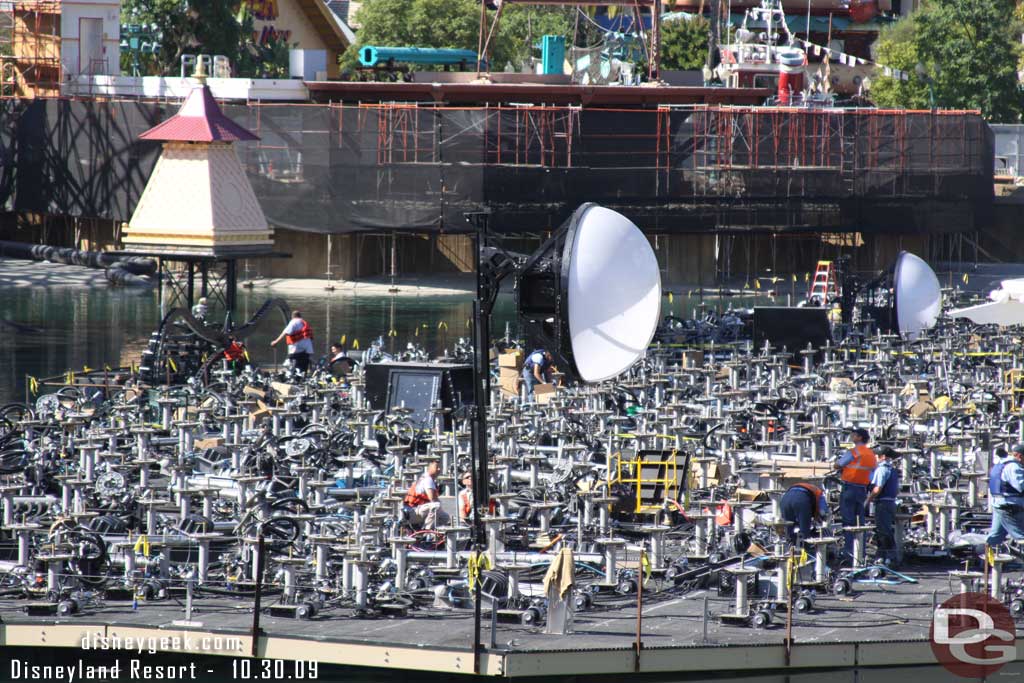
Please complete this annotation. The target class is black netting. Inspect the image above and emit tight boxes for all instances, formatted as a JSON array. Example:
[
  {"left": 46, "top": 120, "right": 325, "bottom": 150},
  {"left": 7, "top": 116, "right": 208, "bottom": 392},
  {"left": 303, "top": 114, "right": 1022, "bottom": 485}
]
[{"left": 0, "top": 100, "right": 995, "bottom": 235}]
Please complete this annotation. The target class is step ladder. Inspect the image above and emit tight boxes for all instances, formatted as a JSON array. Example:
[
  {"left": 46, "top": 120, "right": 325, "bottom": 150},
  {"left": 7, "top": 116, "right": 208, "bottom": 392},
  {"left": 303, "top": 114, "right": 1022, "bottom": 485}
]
[{"left": 808, "top": 260, "right": 838, "bottom": 304}]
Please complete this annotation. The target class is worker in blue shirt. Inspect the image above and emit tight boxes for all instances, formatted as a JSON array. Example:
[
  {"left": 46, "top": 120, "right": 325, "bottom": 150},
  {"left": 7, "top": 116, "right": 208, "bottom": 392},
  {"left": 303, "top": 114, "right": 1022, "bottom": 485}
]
[
  {"left": 865, "top": 446, "right": 900, "bottom": 566},
  {"left": 987, "top": 444, "right": 1024, "bottom": 548},
  {"left": 521, "top": 349, "right": 554, "bottom": 398},
  {"left": 779, "top": 482, "right": 829, "bottom": 543}
]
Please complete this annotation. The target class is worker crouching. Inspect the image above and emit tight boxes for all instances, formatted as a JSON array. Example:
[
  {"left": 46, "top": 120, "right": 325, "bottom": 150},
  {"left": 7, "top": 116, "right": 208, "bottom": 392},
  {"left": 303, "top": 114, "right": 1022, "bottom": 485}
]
[{"left": 404, "top": 460, "right": 451, "bottom": 530}]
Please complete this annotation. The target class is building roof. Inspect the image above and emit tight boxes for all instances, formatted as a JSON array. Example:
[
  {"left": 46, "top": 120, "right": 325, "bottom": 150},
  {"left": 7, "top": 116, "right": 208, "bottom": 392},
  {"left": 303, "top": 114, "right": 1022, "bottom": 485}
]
[
  {"left": 296, "top": 0, "right": 354, "bottom": 48},
  {"left": 139, "top": 82, "right": 259, "bottom": 143}
]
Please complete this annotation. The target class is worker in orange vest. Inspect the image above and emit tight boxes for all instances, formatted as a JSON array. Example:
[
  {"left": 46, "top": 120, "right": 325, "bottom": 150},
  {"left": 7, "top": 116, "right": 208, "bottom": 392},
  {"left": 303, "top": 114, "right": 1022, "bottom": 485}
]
[
  {"left": 835, "top": 427, "right": 877, "bottom": 559},
  {"left": 403, "top": 460, "right": 450, "bottom": 530},
  {"left": 271, "top": 310, "right": 314, "bottom": 374},
  {"left": 222, "top": 337, "right": 247, "bottom": 374},
  {"left": 780, "top": 482, "right": 829, "bottom": 543}
]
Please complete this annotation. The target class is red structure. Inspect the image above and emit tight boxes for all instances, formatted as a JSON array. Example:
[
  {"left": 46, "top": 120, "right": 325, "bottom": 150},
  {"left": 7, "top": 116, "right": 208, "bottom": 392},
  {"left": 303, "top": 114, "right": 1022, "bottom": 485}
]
[{"left": 139, "top": 83, "right": 258, "bottom": 143}]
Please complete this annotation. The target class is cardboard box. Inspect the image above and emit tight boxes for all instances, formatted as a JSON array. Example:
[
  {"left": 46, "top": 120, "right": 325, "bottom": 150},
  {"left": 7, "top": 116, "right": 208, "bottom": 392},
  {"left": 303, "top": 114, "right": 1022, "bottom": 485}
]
[
  {"left": 271, "top": 381, "right": 298, "bottom": 397},
  {"left": 499, "top": 367, "right": 520, "bottom": 380},
  {"left": 195, "top": 437, "right": 225, "bottom": 450},
  {"left": 534, "top": 383, "right": 559, "bottom": 404},
  {"left": 499, "top": 373, "right": 520, "bottom": 397},
  {"left": 909, "top": 399, "right": 935, "bottom": 417},
  {"left": 174, "top": 406, "right": 199, "bottom": 421},
  {"left": 498, "top": 350, "right": 524, "bottom": 369},
  {"left": 243, "top": 386, "right": 266, "bottom": 400},
  {"left": 249, "top": 399, "right": 272, "bottom": 425}
]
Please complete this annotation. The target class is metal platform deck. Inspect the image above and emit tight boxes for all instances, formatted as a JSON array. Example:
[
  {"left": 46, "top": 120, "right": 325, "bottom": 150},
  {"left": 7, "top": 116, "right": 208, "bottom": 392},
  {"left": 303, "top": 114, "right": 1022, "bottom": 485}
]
[{"left": 0, "top": 563, "right": 1013, "bottom": 677}]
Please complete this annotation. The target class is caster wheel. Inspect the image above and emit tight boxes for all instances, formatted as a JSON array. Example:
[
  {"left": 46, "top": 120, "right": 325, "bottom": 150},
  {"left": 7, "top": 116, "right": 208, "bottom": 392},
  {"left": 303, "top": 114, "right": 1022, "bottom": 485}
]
[
  {"left": 1011, "top": 599, "right": 1024, "bottom": 618},
  {"left": 868, "top": 566, "right": 885, "bottom": 580},
  {"left": 833, "top": 578, "right": 852, "bottom": 596},
  {"left": 752, "top": 610, "right": 772, "bottom": 628},
  {"left": 295, "top": 602, "right": 316, "bottom": 620},
  {"left": 573, "top": 593, "right": 592, "bottom": 611},
  {"left": 57, "top": 599, "right": 77, "bottom": 617},
  {"left": 521, "top": 607, "right": 542, "bottom": 626},
  {"left": 617, "top": 579, "right": 637, "bottom": 595},
  {"left": 794, "top": 596, "right": 812, "bottom": 613}
]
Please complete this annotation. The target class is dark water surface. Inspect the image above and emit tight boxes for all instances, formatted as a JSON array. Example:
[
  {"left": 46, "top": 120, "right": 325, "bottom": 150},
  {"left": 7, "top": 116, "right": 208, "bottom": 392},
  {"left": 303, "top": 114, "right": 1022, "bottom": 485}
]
[{"left": 0, "top": 281, "right": 770, "bottom": 405}]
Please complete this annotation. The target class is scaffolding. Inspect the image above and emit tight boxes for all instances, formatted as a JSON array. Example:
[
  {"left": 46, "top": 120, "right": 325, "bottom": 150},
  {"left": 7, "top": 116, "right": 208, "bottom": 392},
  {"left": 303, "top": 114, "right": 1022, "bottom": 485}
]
[{"left": 0, "top": 0, "right": 61, "bottom": 98}]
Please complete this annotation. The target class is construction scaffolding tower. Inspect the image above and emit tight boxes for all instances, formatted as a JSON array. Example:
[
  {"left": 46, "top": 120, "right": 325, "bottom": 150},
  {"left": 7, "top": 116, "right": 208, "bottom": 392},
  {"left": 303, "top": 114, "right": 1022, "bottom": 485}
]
[{"left": 0, "top": 0, "right": 61, "bottom": 98}]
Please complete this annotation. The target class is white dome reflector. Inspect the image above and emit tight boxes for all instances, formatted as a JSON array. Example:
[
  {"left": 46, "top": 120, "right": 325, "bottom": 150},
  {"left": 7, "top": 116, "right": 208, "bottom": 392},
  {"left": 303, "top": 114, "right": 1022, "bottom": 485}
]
[
  {"left": 516, "top": 203, "right": 661, "bottom": 383},
  {"left": 566, "top": 205, "right": 662, "bottom": 382},
  {"left": 893, "top": 251, "right": 941, "bottom": 341}
]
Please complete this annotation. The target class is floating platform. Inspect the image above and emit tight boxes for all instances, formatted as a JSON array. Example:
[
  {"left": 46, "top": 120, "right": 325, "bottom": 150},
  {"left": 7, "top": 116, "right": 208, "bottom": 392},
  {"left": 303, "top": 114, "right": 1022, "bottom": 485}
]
[{"left": 0, "top": 563, "right": 1009, "bottom": 677}]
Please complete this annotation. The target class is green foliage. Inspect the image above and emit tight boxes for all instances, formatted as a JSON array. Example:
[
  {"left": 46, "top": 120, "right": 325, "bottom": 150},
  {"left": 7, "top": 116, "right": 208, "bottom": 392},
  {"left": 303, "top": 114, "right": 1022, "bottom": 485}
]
[
  {"left": 342, "top": 0, "right": 573, "bottom": 78},
  {"left": 235, "top": 6, "right": 293, "bottom": 79},
  {"left": 121, "top": 0, "right": 290, "bottom": 78},
  {"left": 871, "top": 0, "right": 1023, "bottom": 121},
  {"left": 495, "top": 6, "right": 575, "bottom": 71},
  {"left": 869, "top": 15, "right": 929, "bottom": 110},
  {"left": 660, "top": 16, "right": 709, "bottom": 71}
]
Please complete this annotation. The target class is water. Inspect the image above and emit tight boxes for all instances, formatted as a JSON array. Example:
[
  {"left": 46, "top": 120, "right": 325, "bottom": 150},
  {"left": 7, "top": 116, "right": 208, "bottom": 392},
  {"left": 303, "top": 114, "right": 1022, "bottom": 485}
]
[{"left": 0, "top": 278, "right": 775, "bottom": 405}]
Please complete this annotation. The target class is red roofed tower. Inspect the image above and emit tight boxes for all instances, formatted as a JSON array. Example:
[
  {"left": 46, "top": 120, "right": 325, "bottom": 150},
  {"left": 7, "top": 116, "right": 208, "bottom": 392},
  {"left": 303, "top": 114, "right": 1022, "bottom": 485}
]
[{"left": 122, "top": 66, "right": 274, "bottom": 257}]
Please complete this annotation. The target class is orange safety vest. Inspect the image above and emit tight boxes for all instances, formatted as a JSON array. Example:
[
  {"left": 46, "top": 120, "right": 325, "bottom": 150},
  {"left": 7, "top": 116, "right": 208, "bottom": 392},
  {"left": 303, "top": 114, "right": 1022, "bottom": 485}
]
[
  {"left": 285, "top": 320, "right": 313, "bottom": 345},
  {"left": 792, "top": 483, "right": 825, "bottom": 519},
  {"left": 404, "top": 480, "right": 430, "bottom": 508},
  {"left": 459, "top": 489, "right": 473, "bottom": 519},
  {"left": 841, "top": 445, "right": 877, "bottom": 486},
  {"left": 223, "top": 342, "right": 245, "bottom": 361},
  {"left": 701, "top": 502, "right": 733, "bottom": 526}
]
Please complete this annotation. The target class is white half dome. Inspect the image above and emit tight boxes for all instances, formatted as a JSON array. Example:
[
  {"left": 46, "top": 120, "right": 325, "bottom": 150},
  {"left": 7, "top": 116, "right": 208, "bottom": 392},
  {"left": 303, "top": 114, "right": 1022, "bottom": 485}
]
[
  {"left": 566, "top": 206, "right": 661, "bottom": 382},
  {"left": 894, "top": 251, "right": 941, "bottom": 341}
]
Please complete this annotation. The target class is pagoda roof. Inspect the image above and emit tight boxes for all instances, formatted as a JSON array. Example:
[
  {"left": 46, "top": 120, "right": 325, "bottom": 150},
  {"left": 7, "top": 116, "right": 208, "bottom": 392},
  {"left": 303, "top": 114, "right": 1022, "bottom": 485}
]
[{"left": 139, "top": 82, "right": 259, "bottom": 143}]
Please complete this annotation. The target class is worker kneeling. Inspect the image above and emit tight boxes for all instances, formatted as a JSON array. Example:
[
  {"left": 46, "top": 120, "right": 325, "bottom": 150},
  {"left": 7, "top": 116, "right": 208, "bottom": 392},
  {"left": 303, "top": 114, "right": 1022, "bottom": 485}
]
[
  {"left": 404, "top": 459, "right": 451, "bottom": 530},
  {"left": 780, "top": 482, "right": 828, "bottom": 544}
]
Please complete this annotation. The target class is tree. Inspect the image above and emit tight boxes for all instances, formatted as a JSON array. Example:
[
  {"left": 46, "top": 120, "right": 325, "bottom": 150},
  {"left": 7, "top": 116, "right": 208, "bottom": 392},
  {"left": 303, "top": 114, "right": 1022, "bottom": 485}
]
[
  {"left": 871, "top": 0, "right": 1023, "bottom": 121},
  {"left": 121, "top": 0, "right": 240, "bottom": 75},
  {"left": 235, "top": 7, "right": 294, "bottom": 79},
  {"left": 341, "top": 0, "right": 573, "bottom": 78},
  {"left": 660, "top": 15, "right": 710, "bottom": 71},
  {"left": 120, "top": 0, "right": 290, "bottom": 78},
  {"left": 868, "top": 14, "right": 930, "bottom": 111}
]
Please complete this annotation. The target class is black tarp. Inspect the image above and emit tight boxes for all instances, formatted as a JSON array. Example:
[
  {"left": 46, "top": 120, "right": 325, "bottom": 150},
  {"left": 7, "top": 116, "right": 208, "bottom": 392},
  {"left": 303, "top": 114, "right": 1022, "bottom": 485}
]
[{"left": 0, "top": 100, "right": 995, "bottom": 235}]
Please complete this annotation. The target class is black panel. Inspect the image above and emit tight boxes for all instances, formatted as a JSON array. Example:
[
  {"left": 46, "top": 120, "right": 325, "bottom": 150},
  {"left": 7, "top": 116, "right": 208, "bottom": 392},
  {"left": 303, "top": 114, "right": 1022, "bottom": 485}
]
[
  {"left": 364, "top": 362, "right": 473, "bottom": 429},
  {"left": 752, "top": 307, "right": 832, "bottom": 361}
]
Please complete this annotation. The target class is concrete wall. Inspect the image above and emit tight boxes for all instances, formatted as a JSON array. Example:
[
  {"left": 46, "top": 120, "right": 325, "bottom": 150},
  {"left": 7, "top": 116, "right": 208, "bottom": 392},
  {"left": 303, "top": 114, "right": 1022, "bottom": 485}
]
[
  {"left": 0, "top": 212, "right": 992, "bottom": 285},
  {"left": 250, "top": 229, "right": 477, "bottom": 280}
]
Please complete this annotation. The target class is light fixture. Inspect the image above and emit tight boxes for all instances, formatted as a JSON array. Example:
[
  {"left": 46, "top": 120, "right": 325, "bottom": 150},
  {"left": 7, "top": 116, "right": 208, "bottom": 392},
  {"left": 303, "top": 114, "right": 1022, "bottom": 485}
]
[
  {"left": 517, "top": 203, "right": 662, "bottom": 382},
  {"left": 893, "top": 251, "right": 942, "bottom": 341},
  {"left": 859, "top": 251, "right": 941, "bottom": 341}
]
